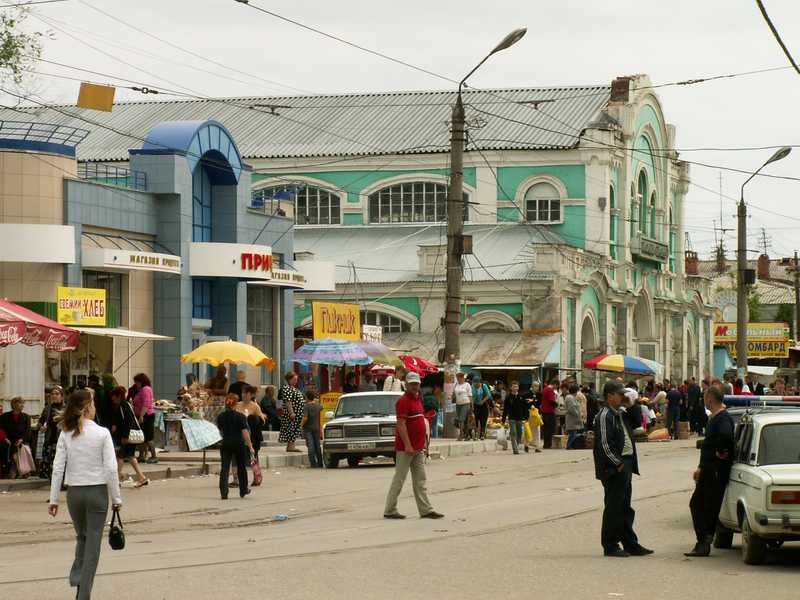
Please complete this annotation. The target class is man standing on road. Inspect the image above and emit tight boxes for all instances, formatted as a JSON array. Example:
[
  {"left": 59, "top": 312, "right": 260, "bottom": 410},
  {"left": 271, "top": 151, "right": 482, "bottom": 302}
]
[
  {"left": 384, "top": 372, "right": 444, "bottom": 520},
  {"left": 540, "top": 380, "right": 557, "bottom": 448},
  {"left": 685, "top": 384, "right": 735, "bottom": 557},
  {"left": 687, "top": 377, "right": 704, "bottom": 435},
  {"left": 502, "top": 381, "right": 530, "bottom": 454},
  {"left": 593, "top": 380, "right": 653, "bottom": 558},
  {"left": 665, "top": 381, "right": 683, "bottom": 439},
  {"left": 452, "top": 372, "right": 473, "bottom": 441}
]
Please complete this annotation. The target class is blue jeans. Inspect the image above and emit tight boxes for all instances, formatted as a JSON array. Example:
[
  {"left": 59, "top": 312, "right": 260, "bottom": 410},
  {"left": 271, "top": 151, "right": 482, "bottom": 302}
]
[
  {"left": 509, "top": 420, "right": 525, "bottom": 453},
  {"left": 430, "top": 410, "right": 439, "bottom": 438},
  {"left": 667, "top": 408, "right": 680, "bottom": 439},
  {"left": 567, "top": 430, "right": 580, "bottom": 449},
  {"left": 303, "top": 430, "right": 322, "bottom": 468}
]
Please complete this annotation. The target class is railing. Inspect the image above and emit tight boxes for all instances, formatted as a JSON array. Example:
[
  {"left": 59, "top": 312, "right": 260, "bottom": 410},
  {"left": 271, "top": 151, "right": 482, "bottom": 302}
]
[
  {"left": 77, "top": 162, "right": 147, "bottom": 191},
  {"left": 0, "top": 120, "right": 89, "bottom": 145}
]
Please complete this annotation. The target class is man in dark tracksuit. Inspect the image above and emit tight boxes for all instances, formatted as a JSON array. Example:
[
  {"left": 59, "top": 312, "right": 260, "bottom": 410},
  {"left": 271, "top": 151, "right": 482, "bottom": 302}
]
[
  {"left": 685, "top": 384, "right": 735, "bottom": 556},
  {"left": 593, "top": 380, "right": 654, "bottom": 558}
]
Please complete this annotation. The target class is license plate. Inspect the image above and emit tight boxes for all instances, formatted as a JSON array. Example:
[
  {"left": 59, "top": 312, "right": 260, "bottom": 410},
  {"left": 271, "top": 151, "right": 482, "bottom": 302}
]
[{"left": 348, "top": 442, "right": 376, "bottom": 450}]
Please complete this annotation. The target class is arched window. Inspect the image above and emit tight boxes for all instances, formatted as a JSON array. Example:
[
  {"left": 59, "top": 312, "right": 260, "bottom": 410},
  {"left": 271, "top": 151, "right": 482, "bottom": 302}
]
[
  {"left": 252, "top": 184, "right": 341, "bottom": 225},
  {"left": 367, "top": 181, "right": 467, "bottom": 224},
  {"left": 630, "top": 183, "right": 636, "bottom": 237},
  {"left": 609, "top": 185, "right": 618, "bottom": 260},
  {"left": 361, "top": 311, "right": 411, "bottom": 333},
  {"left": 637, "top": 171, "right": 648, "bottom": 234},
  {"left": 524, "top": 181, "right": 562, "bottom": 223},
  {"left": 649, "top": 191, "right": 657, "bottom": 238},
  {"left": 192, "top": 165, "right": 212, "bottom": 242}
]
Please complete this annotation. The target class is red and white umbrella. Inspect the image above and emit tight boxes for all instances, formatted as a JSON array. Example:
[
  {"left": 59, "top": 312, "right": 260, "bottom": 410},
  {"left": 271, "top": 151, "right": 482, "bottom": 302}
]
[
  {"left": 370, "top": 364, "right": 396, "bottom": 378},
  {"left": 400, "top": 355, "right": 440, "bottom": 376}
]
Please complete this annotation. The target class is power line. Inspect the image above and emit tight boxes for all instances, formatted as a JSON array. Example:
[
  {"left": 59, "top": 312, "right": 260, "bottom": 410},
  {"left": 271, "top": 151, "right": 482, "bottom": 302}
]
[
  {"left": 755, "top": 0, "right": 800, "bottom": 75},
  {"left": 1, "top": 0, "right": 67, "bottom": 6}
]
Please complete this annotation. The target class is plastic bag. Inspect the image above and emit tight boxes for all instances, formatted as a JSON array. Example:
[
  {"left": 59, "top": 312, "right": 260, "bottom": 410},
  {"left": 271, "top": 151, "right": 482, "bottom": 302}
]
[
  {"left": 496, "top": 428, "right": 507, "bottom": 443},
  {"left": 17, "top": 444, "right": 35, "bottom": 476},
  {"left": 528, "top": 407, "right": 544, "bottom": 428},
  {"left": 523, "top": 422, "right": 533, "bottom": 443}
]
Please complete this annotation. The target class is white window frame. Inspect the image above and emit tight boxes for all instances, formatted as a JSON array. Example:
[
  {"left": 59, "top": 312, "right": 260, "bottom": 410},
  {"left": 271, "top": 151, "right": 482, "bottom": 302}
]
[
  {"left": 361, "top": 310, "right": 412, "bottom": 333},
  {"left": 521, "top": 178, "right": 566, "bottom": 224},
  {"left": 366, "top": 180, "right": 468, "bottom": 224},
  {"left": 251, "top": 183, "right": 341, "bottom": 225}
]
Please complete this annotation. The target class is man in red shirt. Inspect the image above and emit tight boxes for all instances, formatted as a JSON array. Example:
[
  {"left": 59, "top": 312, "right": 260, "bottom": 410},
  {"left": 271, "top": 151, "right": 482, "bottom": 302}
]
[
  {"left": 384, "top": 372, "right": 444, "bottom": 520},
  {"left": 540, "top": 380, "right": 558, "bottom": 449}
]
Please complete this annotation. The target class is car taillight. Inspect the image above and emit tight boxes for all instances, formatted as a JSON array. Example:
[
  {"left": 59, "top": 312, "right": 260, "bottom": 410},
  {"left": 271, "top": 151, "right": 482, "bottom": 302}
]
[{"left": 771, "top": 490, "right": 800, "bottom": 504}]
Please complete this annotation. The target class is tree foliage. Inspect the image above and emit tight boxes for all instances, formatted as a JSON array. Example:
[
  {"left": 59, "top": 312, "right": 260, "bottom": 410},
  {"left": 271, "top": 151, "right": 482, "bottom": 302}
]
[
  {"left": 0, "top": 8, "right": 43, "bottom": 85},
  {"left": 748, "top": 291, "right": 762, "bottom": 322}
]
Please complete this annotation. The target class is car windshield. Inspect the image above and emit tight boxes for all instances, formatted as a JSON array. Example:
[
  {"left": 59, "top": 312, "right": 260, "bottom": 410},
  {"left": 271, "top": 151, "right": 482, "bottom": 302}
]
[
  {"left": 335, "top": 394, "right": 397, "bottom": 417},
  {"left": 757, "top": 424, "right": 800, "bottom": 466}
]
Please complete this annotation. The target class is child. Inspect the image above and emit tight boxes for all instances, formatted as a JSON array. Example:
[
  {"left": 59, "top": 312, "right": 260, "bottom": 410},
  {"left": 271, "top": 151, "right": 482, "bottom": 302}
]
[{"left": 301, "top": 391, "right": 323, "bottom": 468}]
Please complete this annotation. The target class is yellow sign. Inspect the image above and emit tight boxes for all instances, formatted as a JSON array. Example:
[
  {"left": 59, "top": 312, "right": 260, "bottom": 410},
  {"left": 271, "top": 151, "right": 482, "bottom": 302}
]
[
  {"left": 312, "top": 301, "right": 361, "bottom": 341},
  {"left": 714, "top": 322, "right": 790, "bottom": 342},
  {"left": 57, "top": 287, "right": 107, "bottom": 326},
  {"left": 77, "top": 82, "right": 116, "bottom": 112},
  {"left": 725, "top": 341, "right": 789, "bottom": 359},
  {"left": 320, "top": 391, "right": 342, "bottom": 433}
]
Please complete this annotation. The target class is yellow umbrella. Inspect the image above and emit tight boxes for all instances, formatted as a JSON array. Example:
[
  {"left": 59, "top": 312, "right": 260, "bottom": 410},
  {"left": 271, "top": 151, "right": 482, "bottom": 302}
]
[{"left": 180, "top": 340, "right": 275, "bottom": 371}]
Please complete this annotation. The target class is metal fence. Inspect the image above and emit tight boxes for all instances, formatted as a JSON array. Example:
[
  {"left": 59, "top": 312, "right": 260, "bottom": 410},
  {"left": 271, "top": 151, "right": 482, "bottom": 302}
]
[{"left": 77, "top": 162, "right": 147, "bottom": 191}]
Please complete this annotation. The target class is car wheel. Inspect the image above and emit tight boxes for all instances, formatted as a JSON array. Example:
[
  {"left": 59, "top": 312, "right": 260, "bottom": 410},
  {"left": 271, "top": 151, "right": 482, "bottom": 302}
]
[
  {"left": 741, "top": 517, "right": 767, "bottom": 565},
  {"left": 713, "top": 528, "right": 734, "bottom": 550},
  {"left": 346, "top": 456, "right": 361, "bottom": 468},
  {"left": 324, "top": 454, "right": 339, "bottom": 469}
]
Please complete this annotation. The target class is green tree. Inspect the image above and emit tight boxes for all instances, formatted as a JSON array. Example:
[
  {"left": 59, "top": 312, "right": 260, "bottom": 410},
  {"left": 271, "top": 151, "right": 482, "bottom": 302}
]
[
  {"left": 0, "top": 7, "right": 43, "bottom": 85},
  {"left": 776, "top": 304, "right": 795, "bottom": 337},
  {"left": 748, "top": 291, "right": 762, "bottom": 322}
]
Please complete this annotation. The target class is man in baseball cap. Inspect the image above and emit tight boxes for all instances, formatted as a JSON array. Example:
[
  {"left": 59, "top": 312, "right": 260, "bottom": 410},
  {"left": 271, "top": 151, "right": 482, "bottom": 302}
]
[
  {"left": 593, "top": 380, "right": 653, "bottom": 557},
  {"left": 384, "top": 371, "right": 443, "bottom": 520}
]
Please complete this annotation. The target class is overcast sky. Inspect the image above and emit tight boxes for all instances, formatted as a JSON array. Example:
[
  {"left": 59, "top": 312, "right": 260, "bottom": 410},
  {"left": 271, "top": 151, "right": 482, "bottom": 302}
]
[{"left": 8, "top": 0, "right": 800, "bottom": 258}]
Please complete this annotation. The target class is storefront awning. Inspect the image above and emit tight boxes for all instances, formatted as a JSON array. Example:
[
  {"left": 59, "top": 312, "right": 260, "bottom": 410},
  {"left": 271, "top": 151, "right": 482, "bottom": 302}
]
[
  {"left": 0, "top": 299, "right": 79, "bottom": 351},
  {"left": 81, "top": 233, "right": 182, "bottom": 275},
  {"left": 382, "top": 332, "right": 561, "bottom": 368},
  {"left": 71, "top": 326, "right": 173, "bottom": 341}
]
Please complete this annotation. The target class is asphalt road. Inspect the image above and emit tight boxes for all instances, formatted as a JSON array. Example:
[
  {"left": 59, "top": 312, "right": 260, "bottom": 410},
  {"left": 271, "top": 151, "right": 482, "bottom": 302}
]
[{"left": 1, "top": 439, "right": 798, "bottom": 599}]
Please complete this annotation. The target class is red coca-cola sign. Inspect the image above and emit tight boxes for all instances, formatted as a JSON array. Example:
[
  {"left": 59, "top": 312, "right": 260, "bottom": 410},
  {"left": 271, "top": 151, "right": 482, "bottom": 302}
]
[
  {"left": 0, "top": 299, "right": 79, "bottom": 352},
  {"left": 0, "top": 322, "right": 24, "bottom": 347}
]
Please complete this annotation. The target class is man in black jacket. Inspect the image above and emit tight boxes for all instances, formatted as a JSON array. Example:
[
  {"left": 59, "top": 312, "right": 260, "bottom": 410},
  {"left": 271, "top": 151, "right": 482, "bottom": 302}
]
[
  {"left": 593, "top": 380, "right": 653, "bottom": 558},
  {"left": 502, "top": 381, "right": 532, "bottom": 454}
]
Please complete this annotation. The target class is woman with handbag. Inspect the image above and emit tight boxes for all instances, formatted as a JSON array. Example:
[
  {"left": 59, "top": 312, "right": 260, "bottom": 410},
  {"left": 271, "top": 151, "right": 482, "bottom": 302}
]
[
  {"left": 109, "top": 386, "right": 149, "bottom": 488},
  {"left": 0, "top": 396, "right": 32, "bottom": 478},
  {"left": 48, "top": 389, "right": 122, "bottom": 600},
  {"left": 38, "top": 386, "right": 65, "bottom": 480}
]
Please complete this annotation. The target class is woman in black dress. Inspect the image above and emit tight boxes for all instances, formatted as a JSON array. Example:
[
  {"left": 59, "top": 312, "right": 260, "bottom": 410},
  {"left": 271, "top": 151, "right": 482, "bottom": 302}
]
[
  {"left": 0, "top": 396, "right": 31, "bottom": 478},
  {"left": 278, "top": 372, "right": 305, "bottom": 453},
  {"left": 38, "top": 386, "right": 65, "bottom": 480},
  {"left": 109, "top": 386, "right": 148, "bottom": 488}
]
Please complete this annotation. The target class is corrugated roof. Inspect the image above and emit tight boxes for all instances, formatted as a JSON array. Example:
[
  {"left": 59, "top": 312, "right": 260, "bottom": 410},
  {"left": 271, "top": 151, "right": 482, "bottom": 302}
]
[
  {"left": 0, "top": 86, "right": 610, "bottom": 162},
  {"left": 697, "top": 258, "right": 794, "bottom": 284},
  {"left": 294, "top": 223, "right": 563, "bottom": 285}
]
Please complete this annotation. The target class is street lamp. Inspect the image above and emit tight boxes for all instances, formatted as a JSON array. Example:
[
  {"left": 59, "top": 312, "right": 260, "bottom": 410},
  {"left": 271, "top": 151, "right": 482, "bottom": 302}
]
[
  {"left": 736, "top": 146, "right": 792, "bottom": 377},
  {"left": 443, "top": 28, "right": 526, "bottom": 364}
]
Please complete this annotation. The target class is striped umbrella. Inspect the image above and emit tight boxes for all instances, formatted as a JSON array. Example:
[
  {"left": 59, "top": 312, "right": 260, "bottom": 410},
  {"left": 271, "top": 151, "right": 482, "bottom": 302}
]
[
  {"left": 354, "top": 340, "right": 402, "bottom": 366},
  {"left": 289, "top": 338, "right": 372, "bottom": 366},
  {"left": 400, "top": 355, "right": 440, "bottom": 376},
  {"left": 583, "top": 354, "right": 655, "bottom": 376}
]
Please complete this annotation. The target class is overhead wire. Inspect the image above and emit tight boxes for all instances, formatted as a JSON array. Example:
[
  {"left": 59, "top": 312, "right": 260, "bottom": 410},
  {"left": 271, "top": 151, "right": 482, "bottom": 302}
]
[{"left": 755, "top": 0, "right": 800, "bottom": 75}]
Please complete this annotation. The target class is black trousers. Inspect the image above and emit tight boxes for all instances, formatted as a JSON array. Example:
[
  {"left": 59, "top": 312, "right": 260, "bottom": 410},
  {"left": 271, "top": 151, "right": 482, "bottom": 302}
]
[
  {"left": 474, "top": 403, "right": 489, "bottom": 438},
  {"left": 689, "top": 466, "right": 729, "bottom": 542},
  {"left": 542, "top": 413, "right": 556, "bottom": 448},
  {"left": 219, "top": 440, "right": 248, "bottom": 498},
  {"left": 601, "top": 457, "right": 639, "bottom": 552}
]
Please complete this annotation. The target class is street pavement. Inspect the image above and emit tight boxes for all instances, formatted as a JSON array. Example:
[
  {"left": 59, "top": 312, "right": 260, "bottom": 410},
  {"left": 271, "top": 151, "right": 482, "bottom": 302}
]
[{"left": 1, "top": 439, "right": 798, "bottom": 599}]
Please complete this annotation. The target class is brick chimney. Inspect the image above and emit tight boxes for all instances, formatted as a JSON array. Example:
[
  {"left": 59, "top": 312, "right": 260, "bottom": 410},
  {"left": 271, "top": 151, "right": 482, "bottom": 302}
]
[
  {"left": 685, "top": 250, "right": 699, "bottom": 275},
  {"left": 757, "top": 254, "right": 770, "bottom": 280},
  {"left": 610, "top": 76, "right": 633, "bottom": 103}
]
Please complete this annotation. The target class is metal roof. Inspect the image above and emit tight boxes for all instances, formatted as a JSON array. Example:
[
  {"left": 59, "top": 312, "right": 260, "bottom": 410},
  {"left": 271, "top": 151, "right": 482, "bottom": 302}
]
[
  {"left": 294, "top": 223, "right": 564, "bottom": 285},
  {"left": 0, "top": 86, "right": 610, "bottom": 162}
]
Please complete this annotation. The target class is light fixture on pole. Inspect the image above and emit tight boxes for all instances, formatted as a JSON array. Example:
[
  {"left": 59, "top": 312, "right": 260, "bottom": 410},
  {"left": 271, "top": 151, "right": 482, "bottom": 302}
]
[
  {"left": 736, "top": 146, "right": 791, "bottom": 377},
  {"left": 443, "top": 27, "right": 526, "bottom": 365}
]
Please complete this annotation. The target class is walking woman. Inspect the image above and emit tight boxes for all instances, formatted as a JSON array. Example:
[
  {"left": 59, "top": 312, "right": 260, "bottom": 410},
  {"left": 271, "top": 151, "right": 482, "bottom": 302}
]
[
  {"left": 132, "top": 373, "right": 157, "bottom": 464},
  {"left": 278, "top": 371, "right": 305, "bottom": 453},
  {"left": 38, "top": 386, "right": 65, "bottom": 480},
  {"left": 109, "top": 386, "right": 148, "bottom": 488},
  {"left": 217, "top": 393, "right": 255, "bottom": 499},
  {"left": 48, "top": 390, "right": 122, "bottom": 600}
]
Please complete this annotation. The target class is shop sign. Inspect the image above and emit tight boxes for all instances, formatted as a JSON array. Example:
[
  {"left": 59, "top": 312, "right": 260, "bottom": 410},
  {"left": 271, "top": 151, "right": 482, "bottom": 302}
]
[
  {"left": 361, "top": 325, "right": 382, "bottom": 343},
  {"left": 188, "top": 242, "right": 273, "bottom": 280},
  {"left": 631, "top": 234, "right": 669, "bottom": 263},
  {"left": 57, "top": 287, "right": 106, "bottom": 326},
  {"left": 320, "top": 391, "right": 342, "bottom": 432},
  {"left": 714, "top": 322, "right": 790, "bottom": 342},
  {"left": 725, "top": 340, "right": 789, "bottom": 359},
  {"left": 312, "top": 301, "right": 361, "bottom": 341},
  {"left": 81, "top": 247, "right": 182, "bottom": 275},
  {"left": 271, "top": 268, "right": 306, "bottom": 289},
  {"left": 241, "top": 252, "right": 273, "bottom": 273}
]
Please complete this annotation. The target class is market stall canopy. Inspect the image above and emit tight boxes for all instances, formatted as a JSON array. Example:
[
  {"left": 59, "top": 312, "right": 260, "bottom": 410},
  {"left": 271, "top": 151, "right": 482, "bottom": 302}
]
[
  {"left": 383, "top": 332, "right": 561, "bottom": 367},
  {"left": 290, "top": 338, "right": 371, "bottom": 366},
  {"left": 354, "top": 340, "right": 402, "bottom": 366},
  {"left": 71, "top": 326, "right": 173, "bottom": 341},
  {"left": 400, "top": 355, "right": 440, "bottom": 376},
  {"left": 0, "top": 299, "right": 79, "bottom": 351},
  {"left": 748, "top": 365, "right": 778, "bottom": 377},
  {"left": 583, "top": 354, "right": 656, "bottom": 376},
  {"left": 181, "top": 340, "right": 275, "bottom": 369}
]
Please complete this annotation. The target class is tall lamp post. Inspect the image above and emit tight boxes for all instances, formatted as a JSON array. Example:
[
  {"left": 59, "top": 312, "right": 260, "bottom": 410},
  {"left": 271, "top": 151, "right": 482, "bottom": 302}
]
[
  {"left": 444, "top": 27, "right": 527, "bottom": 363},
  {"left": 736, "top": 146, "right": 791, "bottom": 377}
]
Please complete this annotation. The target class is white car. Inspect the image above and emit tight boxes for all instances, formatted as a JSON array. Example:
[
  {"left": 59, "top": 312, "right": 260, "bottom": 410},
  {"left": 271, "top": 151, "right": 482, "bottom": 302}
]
[
  {"left": 322, "top": 391, "right": 401, "bottom": 469},
  {"left": 716, "top": 409, "right": 800, "bottom": 564}
]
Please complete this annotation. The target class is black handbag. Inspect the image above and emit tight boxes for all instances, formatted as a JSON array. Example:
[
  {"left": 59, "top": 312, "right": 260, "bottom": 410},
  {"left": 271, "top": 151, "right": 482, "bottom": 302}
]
[{"left": 108, "top": 506, "right": 125, "bottom": 550}]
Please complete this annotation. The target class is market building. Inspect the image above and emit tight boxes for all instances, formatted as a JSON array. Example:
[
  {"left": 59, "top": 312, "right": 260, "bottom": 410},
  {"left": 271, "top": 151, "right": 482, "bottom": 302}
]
[
  {"left": 0, "top": 73, "right": 714, "bottom": 385},
  {"left": 0, "top": 118, "right": 332, "bottom": 411}
]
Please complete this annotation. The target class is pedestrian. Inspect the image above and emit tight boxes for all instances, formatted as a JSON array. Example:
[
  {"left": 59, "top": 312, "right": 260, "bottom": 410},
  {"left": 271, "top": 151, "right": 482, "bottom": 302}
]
[
  {"left": 540, "top": 380, "right": 558, "bottom": 448},
  {"left": 685, "top": 385, "right": 735, "bottom": 556},
  {"left": 344, "top": 371, "right": 359, "bottom": 394},
  {"left": 687, "top": 377, "right": 705, "bottom": 435},
  {"left": 358, "top": 370, "right": 378, "bottom": 392},
  {"left": 132, "top": 373, "right": 157, "bottom": 464},
  {"left": 383, "top": 367, "right": 406, "bottom": 392},
  {"left": 259, "top": 385, "right": 281, "bottom": 431},
  {"left": 278, "top": 371, "right": 305, "bottom": 453},
  {"left": 227, "top": 369, "right": 248, "bottom": 401},
  {"left": 48, "top": 389, "right": 123, "bottom": 600},
  {"left": 301, "top": 390, "right": 323, "bottom": 468},
  {"left": 452, "top": 372, "right": 473, "bottom": 441},
  {"left": 216, "top": 393, "right": 255, "bottom": 499},
  {"left": 383, "top": 372, "right": 443, "bottom": 520},
  {"left": 109, "top": 386, "right": 149, "bottom": 488},
  {"left": 38, "top": 385, "right": 65, "bottom": 480},
  {"left": 472, "top": 376, "right": 492, "bottom": 440},
  {"left": 752, "top": 375, "right": 765, "bottom": 396},
  {"left": 665, "top": 381, "right": 683, "bottom": 439},
  {"left": 206, "top": 365, "right": 229, "bottom": 396},
  {"left": 585, "top": 382, "right": 599, "bottom": 431},
  {"left": 423, "top": 385, "right": 440, "bottom": 439},
  {"left": 236, "top": 385, "right": 266, "bottom": 468},
  {"left": 0, "top": 396, "right": 31, "bottom": 478},
  {"left": 502, "top": 381, "right": 530, "bottom": 454},
  {"left": 593, "top": 380, "right": 653, "bottom": 558},
  {"left": 565, "top": 383, "right": 583, "bottom": 449}
]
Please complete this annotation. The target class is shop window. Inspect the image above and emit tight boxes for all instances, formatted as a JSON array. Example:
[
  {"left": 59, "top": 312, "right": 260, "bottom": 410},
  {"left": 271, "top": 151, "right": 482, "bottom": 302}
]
[
  {"left": 247, "top": 286, "right": 274, "bottom": 382},
  {"left": 253, "top": 184, "right": 341, "bottom": 225},
  {"left": 524, "top": 182, "right": 561, "bottom": 223},
  {"left": 361, "top": 311, "right": 411, "bottom": 333},
  {"left": 192, "top": 165, "right": 212, "bottom": 242},
  {"left": 367, "top": 181, "right": 468, "bottom": 224},
  {"left": 192, "top": 279, "right": 212, "bottom": 320},
  {"left": 82, "top": 270, "right": 122, "bottom": 328}
]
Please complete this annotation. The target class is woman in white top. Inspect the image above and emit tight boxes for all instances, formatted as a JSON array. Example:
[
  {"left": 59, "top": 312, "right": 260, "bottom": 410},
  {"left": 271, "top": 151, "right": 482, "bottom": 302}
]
[{"left": 48, "top": 389, "right": 122, "bottom": 600}]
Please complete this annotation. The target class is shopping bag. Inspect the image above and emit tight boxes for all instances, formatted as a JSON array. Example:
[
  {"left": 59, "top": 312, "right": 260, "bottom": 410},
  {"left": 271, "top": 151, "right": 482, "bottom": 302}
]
[
  {"left": 523, "top": 422, "right": 533, "bottom": 443},
  {"left": 17, "top": 444, "right": 35, "bottom": 476},
  {"left": 529, "top": 407, "right": 544, "bottom": 428},
  {"left": 251, "top": 460, "right": 263, "bottom": 487}
]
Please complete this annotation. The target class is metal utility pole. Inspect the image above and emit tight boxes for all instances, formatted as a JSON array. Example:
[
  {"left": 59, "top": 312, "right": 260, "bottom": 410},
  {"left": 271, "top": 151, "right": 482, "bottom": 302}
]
[
  {"left": 794, "top": 250, "right": 800, "bottom": 341},
  {"left": 736, "top": 147, "right": 791, "bottom": 377},
  {"left": 443, "top": 27, "right": 527, "bottom": 362}
]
